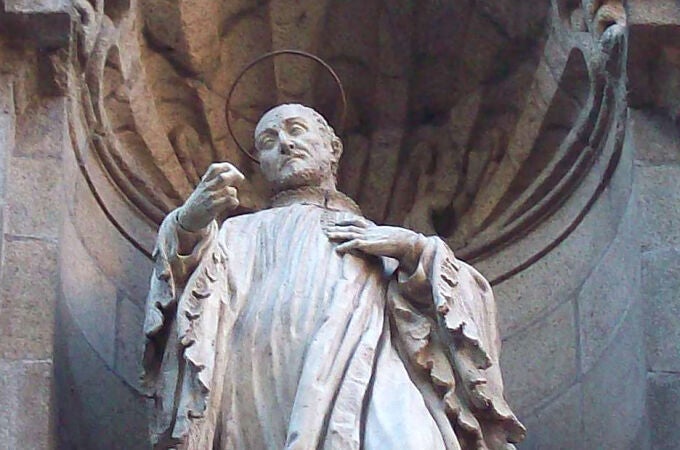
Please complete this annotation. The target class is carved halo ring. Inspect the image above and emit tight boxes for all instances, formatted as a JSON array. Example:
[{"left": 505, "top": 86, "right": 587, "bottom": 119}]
[{"left": 225, "top": 49, "right": 348, "bottom": 164}]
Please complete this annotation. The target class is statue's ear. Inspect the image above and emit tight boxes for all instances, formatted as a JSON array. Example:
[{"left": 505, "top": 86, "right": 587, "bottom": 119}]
[{"left": 331, "top": 136, "right": 343, "bottom": 162}]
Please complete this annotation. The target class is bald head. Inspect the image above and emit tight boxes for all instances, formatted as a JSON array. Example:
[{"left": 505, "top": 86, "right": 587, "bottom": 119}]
[
  {"left": 255, "top": 104, "right": 336, "bottom": 144},
  {"left": 254, "top": 104, "right": 343, "bottom": 193}
]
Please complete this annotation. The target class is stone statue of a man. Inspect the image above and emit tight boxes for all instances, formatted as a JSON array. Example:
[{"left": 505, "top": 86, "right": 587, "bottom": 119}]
[{"left": 142, "top": 104, "right": 525, "bottom": 450}]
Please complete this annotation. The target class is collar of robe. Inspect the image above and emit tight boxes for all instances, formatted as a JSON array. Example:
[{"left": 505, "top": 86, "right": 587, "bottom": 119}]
[{"left": 269, "top": 186, "right": 362, "bottom": 215}]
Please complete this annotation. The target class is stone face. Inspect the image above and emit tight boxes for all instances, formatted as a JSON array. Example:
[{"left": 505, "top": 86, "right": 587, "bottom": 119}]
[
  {"left": 577, "top": 193, "right": 640, "bottom": 372},
  {"left": 55, "top": 301, "right": 148, "bottom": 450},
  {"left": 642, "top": 247, "right": 680, "bottom": 373},
  {"left": 0, "top": 75, "right": 14, "bottom": 202},
  {"left": 6, "top": 156, "right": 63, "bottom": 239},
  {"left": 3, "top": 0, "right": 70, "bottom": 14},
  {"left": 648, "top": 373, "right": 680, "bottom": 450},
  {"left": 114, "top": 295, "right": 144, "bottom": 390},
  {"left": 581, "top": 300, "right": 647, "bottom": 450},
  {"left": 2, "top": 0, "right": 72, "bottom": 48},
  {"left": 500, "top": 300, "right": 578, "bottom": 413},
  {"left": 627, "top": 0, "right": 680, "bottom": 26},
  {"left": 491, "top": 177, "right": 624, "bottom": 340},
  {"left": 630, "top": 109, "right": 680, "bottom": 165},
  {"left": 71, "top": 176, "right": 153, "bottom": 303},
  {"left": 0, "top": 237, "right": 57, "bottom": 360},
  {"left": 517, "top": 384, "right": 582, "bottom": 450},
  {"left": 626, "top": 2, "right": 680, "bottom": 444},
  {"left": 0, "top": 360, "right": 53, "bottom": 450},
  {"left": 60, "top": 218, "right": 118, "bottom": 367},
  {"left": 637, "top": 165, "right": 680, "bottom": 252},
  {"left": 14, "top": 97, "right": 65, "bottom": 159}
]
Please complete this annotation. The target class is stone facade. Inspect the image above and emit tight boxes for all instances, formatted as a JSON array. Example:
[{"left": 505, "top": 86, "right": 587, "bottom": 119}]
[
  {"left": 0, "top": 31, "right": 65, "bottom": 448},
  {"left": 0, "top": 0, "right": 678, "bottom": 448}
]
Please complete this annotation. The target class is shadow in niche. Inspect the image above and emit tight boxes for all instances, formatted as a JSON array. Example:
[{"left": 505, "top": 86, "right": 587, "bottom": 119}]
[
  {"left": 55, "top": 299, "right": 149, "bottom": 450},
  {"left": 484, "top": 47, "right": 590, "bottom": 228},
  {"left": 556, "top": 0, "right": 587, "bottom": 31},
  {"left": 104, "top": 0, "right": 131, "bottom": 25}
]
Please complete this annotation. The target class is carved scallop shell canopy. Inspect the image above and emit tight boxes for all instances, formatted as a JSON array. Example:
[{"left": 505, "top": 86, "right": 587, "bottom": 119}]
[{"left": 71, "top": 0, "right": 627, "bottom": 283}]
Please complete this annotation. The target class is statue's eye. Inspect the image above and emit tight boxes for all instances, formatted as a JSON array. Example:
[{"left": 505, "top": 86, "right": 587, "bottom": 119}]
[
  {"left": 289, "top": 124, "right": 306, "bottom": 136},
  {"left": 258, "top": 136, "right": 276, "bottom": 149}
]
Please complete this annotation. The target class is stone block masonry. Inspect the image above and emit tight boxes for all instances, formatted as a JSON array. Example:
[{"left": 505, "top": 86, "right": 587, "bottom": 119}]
[{"left": 0, "top": 54, "right": 67, "bottom": 448}]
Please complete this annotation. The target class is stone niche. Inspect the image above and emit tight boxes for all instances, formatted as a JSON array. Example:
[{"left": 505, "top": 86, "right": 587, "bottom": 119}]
[{"left": 3, "top": 0, "right": 677, "bottom": 448}]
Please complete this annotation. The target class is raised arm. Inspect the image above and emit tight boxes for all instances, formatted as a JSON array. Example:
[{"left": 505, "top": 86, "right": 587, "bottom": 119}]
[
  {"left": 165, "top": 162, "right": 245, "bottom": 278},
  {"left": 141, "top": 162, "right": 244, "bottom": 447}
]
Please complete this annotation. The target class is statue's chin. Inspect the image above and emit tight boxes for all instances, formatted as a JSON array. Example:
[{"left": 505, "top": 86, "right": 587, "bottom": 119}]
[{"left": 271, "top": 167, "right": 332, "bottom": 193}]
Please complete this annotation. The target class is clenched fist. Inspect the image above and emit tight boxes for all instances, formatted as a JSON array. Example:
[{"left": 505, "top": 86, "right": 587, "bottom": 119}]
[{"left": 177, "top": 162, "right": 245, "bottom": 232}]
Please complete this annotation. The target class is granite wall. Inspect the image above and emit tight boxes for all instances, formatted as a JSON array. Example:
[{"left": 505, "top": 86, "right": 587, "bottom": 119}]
[
  {"left": 627, "top": 1, "right": 680, "bottom": 447},
  {"left": 503, "top": 120, "right": 648, "bottom": 449},
  {"left": 0, "top": 0, "right": 679, "bottom": 449},
  {"left": 0, "top": 32, "right": 65, "bottom": 449}
]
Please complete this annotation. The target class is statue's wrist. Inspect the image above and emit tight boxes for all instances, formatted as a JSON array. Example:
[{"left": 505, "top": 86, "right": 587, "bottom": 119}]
[
  {"left": 400, "top": 232, "right": 427, "bottom": 275},
  {"left": 176, "top": 208, "right": 209, "bottom": 234}
]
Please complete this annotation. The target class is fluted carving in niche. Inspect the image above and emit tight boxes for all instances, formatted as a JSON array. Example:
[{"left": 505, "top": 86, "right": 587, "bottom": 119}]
[{"left": 67, "top": 0, "right": 628, "bottom": 283}]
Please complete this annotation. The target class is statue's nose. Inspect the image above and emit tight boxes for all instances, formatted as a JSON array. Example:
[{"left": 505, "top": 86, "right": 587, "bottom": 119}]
[{"left": 279, "top": 132, "right": 295, "bottom": 154}]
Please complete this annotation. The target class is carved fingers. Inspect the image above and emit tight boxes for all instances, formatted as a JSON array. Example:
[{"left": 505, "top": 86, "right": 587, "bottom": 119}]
[
  {"left": 324, "top": 221, "right": 426, "bottom": 273},
  {"left": 203, "top": 162, "right": 245, "bottom": 185},
  {"left": 333, "top": 217, "right": 373, "bottom": 229},
  {"left": 178, "top": 162, "right": 245, "bottom": 231},
  {"left": 324, "top": 222, "right": 406, "bottom": 258}
]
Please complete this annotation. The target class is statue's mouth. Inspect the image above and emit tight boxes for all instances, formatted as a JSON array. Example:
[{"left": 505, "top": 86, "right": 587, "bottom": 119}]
[{"left": 280, "top": 153, "right": 307, "bottom": 168}]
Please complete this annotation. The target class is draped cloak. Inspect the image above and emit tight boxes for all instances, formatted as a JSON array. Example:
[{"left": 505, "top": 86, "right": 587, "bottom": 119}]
[{"left": 142, "top": 189, "right": 525, "bottom": 450}]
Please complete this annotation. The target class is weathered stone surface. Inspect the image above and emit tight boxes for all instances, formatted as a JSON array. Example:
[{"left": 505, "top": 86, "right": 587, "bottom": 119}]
[
  {"left": 577, "top": 193, "right": 640, "bottom": 372},
  {"left": 1, "top": 0, "right": 72, "bottom": 48},
  {"left": 359, "top": 127, "right": 404, "bottom": 220},
  {"left": 0, "top": 0, "right": 659, "bottom": 446},
  {"left": 648, "top": 372, "right": 680, "bottom": 450},
  {"left": 642, "top": 247, "right": 680, "bottom": 373},
  {"left": 3, "top": 0, "right": 70, "bottom": 14},
  {"left": 485, "top": 113, "right": 635, "bottom": 336},
  {"left": 115, "top": 295, "right": 144, "bottom": 390},
  {"left": 71, "top": 176, "right": 153, "bottom": 303},
  {"left": 637, "top": 165, "right": 680, "bottom": 251},
  {"left": 517, "top": 383, "right": 582, "bottom": 450},
  {"left": 55, "top": 301, "right": 148, "bottom": 450},
  {"left": 14, "top": 97, "right": 65, "bottom": 159},
  {"left": 627, "top": 21, "right": 680, "bottom": 111},
  {"left": 141, "top": 104, "right": 525, "bottom": 449},
  {"left": 500, "top": 300, "right": 578, "bottom": 413},
  {"left": 492, "top": 181, "right": 624, "bottom": 340},
  {"left": 6, "top": 156, "right": 63, "bottom": 239},
  {"left": 630, "top": 109, "right": 680, "bottom": 164},
  {"left": 0, "top": 360, "right": 53, "bottom": 449},
  {"left": 581, "top": 299, "right": 646, "bottom": 449},
  {"left": 0, "top": 237, "right": 57, "bottom": 360},
  {"left": 142, "top": 0, "right": 221, "bottom": 74},
  {"left": 0, "top": 75, "right": 14, "bottom": 202},
  {"left": 60, "top": 218, "right": 117, "bottom": 367},
  {"left": 627, "top": 0, "right": 680, "bottom": 27}
]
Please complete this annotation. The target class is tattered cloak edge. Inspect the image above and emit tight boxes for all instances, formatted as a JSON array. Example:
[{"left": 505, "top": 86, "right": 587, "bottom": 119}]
[{"left": 141, "top": 210, "right": 526, "bottom": 450}]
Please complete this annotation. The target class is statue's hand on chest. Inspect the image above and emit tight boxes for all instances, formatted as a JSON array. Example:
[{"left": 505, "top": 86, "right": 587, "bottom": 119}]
[{"left": 323, "top": 217, "right": 427, "bottom": 274}]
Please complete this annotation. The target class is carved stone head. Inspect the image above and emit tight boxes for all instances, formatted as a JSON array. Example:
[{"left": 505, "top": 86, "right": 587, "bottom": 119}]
[{"left": 254, "top": 104, "right": 343, "bottom": 193}]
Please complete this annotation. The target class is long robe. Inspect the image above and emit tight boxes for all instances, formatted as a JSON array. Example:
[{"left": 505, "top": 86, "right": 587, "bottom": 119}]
[{"left": 142, "top": 189, "right": 525, "bottom": 450}]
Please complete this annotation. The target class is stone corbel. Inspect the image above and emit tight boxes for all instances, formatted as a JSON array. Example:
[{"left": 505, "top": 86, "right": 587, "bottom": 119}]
[{"left": 1, "top": 0, "right": 73, "bottom": 96}]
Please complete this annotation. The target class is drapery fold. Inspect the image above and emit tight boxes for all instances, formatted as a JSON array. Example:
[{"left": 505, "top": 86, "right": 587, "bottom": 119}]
[
  {"left": 142, "top": 200, "right": 524, "bottom": 450},
  {"left": 390, "top": 237, "right": 525, "bottom": 449}
]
